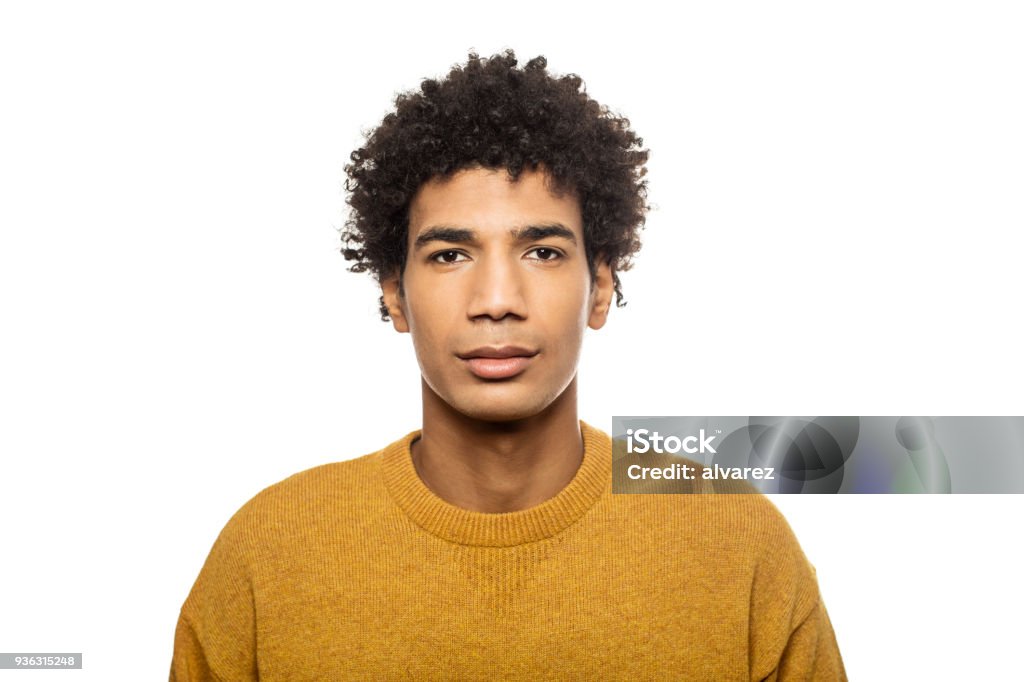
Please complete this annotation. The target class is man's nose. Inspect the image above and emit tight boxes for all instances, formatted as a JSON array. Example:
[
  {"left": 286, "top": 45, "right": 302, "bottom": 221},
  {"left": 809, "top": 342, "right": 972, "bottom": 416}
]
[{"left": 466, "top": 256, "right": 528, "bottom": 321}]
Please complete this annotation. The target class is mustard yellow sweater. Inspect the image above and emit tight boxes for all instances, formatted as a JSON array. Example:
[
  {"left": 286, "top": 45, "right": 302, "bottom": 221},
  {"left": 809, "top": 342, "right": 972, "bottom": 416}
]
[{"left": 171, "top": 422, "right": 847, "bottom": 680}]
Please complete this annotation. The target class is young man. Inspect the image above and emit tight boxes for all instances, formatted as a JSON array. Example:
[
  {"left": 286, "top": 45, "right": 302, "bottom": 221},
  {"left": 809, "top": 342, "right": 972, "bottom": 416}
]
[{"left": 170, "top": 51, "right": 847, "bottom": 680}]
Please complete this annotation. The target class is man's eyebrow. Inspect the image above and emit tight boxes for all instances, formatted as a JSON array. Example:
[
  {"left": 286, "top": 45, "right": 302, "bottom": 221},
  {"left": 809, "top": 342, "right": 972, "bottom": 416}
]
[
  {"left": 514, "top": 224, "right": 577, "bottom": 245},
  {"left": 413, "top": 226, "right": 475, "bottom": 251},
  {"left": 412, "top": 223, "right": 578, "bottom": 251}
]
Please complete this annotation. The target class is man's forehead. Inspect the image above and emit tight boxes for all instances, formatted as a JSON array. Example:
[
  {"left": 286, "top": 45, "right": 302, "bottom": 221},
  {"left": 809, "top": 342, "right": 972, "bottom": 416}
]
[{"left": 407, "top": 166, "right": 582, "bottom": 239}]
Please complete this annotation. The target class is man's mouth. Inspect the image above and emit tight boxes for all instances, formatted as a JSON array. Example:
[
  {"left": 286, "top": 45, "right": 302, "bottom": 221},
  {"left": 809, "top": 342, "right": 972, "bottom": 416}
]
[{"left": 457, "top": 346, "right": 539, "bottom": 380}]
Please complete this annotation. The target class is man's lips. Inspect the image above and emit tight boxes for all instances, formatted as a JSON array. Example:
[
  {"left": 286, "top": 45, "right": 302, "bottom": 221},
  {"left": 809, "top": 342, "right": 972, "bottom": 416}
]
[{"left": 457, "top": 346, "right": 538, "bottom": 380}]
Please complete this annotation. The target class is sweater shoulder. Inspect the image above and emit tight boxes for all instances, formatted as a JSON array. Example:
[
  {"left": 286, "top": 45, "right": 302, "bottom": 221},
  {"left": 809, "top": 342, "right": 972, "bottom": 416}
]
[
  {"left": 179, "top": 446, "right": 394, "bottom": 615},
  {"left": 618, "top": 485, "right": 799, "bottom": 546},
  {"left": 716, "top": 493, "right": 808, "bottom": 566},
  {"left": 603, "top": 487, "right": 812, "bottom": 590},
  {"left": 212, "top": 445, "right": 394, "bottom": 556},
  {"left": 249, "top": 449, "right": 383, "bottom": 507}
]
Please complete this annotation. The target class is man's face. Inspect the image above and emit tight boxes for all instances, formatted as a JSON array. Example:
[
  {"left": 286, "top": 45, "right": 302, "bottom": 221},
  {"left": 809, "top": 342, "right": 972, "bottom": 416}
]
[{"left": 381, "top": 166, "right": 614, "bottom": 422}]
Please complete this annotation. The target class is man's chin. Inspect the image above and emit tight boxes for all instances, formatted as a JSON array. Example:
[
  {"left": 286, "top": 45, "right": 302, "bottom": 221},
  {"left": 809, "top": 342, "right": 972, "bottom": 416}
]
[
  {"left": 448, "top": 395, "right": 556, "bottom": 424},
  {"left": 455, "top": 404, "right": 544, "bottom": 424}
]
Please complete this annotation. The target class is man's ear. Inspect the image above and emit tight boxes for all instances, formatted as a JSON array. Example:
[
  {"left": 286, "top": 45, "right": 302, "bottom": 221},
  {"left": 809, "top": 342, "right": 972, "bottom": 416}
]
[
  {"left": 588, "top": 259, "right": 615, "bottom": 331},
  {"left": 380, "top": 271, "right": 410, "bottom": 333}
]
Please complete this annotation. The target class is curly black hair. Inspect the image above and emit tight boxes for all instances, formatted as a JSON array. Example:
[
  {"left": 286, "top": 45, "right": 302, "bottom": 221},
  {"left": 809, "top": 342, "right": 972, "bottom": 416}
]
[{"left": 342, "top": 49, "right": 649, "bottom": 321}]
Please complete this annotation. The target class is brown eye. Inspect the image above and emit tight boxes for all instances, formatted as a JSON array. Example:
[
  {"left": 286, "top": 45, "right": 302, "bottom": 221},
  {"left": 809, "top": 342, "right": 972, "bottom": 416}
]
[
  {"left": 527, "top": 247, "right": 562, "bottom": 261},
  {"left": 432, "top": 250, "right": 467, "bottom": 264}
]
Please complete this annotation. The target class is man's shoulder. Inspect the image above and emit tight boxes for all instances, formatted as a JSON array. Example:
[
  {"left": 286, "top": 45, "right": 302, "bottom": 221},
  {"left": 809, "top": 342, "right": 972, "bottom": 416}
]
[
  {"left": 607, "top": 434, "right": 798, "bottom": 553},
  {"left": 214, "top": 435, "right": 411, "bottom": 551},
  {"left": 609, "top": 485, "right": 805, "bottom": 565},
  {"left": 250, "top": 449, "right": 382, "bottom": 507},
  {"left": 179, "top": 437, "right": 411, "bottom": 619}
]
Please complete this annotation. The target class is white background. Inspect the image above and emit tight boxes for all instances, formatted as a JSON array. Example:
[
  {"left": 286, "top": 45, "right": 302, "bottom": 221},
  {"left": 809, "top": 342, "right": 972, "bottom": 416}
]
[{"left": 1, "top": 1, "right": 1022, "bottom": 679}]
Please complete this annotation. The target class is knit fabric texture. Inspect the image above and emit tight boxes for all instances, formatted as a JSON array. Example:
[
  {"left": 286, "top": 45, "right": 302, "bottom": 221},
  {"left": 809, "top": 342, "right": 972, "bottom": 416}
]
[{"left": 170, "top": 421, "right": 847, "bottom": 680}]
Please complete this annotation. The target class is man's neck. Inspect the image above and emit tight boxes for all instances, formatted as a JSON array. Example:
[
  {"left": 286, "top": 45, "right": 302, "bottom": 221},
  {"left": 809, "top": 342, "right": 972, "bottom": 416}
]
[{"left": 410, "top": 378, "right": 584, "bottom": 513}]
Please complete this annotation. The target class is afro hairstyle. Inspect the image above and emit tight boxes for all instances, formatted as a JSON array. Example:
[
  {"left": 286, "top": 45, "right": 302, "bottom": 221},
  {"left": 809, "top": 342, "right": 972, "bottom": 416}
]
[{"left": 341, "top": 49, "right": 650, "bottom": 321}]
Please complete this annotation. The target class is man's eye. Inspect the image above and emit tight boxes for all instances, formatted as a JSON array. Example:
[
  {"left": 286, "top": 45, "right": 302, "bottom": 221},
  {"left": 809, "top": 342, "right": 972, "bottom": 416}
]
[
  {"left": 527, "top": 247, "right": 562, "bottom": 261},
  {"left": 432, "top": 250, "right": 466, "bottom": 264}
]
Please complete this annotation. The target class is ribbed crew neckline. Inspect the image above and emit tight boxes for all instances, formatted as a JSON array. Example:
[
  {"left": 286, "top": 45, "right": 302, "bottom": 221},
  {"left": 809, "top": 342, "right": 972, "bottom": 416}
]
[{"left": 381, "top": 420, "right": 611, "bottom": 547}]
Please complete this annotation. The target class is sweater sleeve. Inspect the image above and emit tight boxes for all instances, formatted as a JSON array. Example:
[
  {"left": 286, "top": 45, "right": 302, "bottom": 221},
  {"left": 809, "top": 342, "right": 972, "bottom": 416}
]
[
  {"left": 748, "top": 504, "right": 848, "bottom": 681},
  {"left": 169, "top": 510, "right": 259, "bottom": 681},
  {"left": 169, "top": 614, "right": 220, "bottom": 682},
  {"left": 769, "top": 595, "right": 847, "bottom": 681}
]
